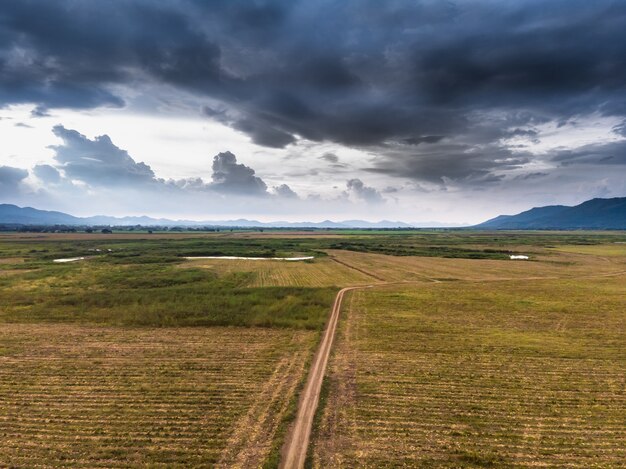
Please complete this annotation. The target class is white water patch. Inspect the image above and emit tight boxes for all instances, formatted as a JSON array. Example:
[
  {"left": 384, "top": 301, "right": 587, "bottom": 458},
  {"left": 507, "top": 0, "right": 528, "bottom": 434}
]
[
  {"left": 53, "top": 257, "right": 86, "bottom": 263},
  {"left": 184, "top": 256, "right": 315, "bottom": 261},
  {"left": 510, "top": 255, "right": 529, "bottom": 260}
]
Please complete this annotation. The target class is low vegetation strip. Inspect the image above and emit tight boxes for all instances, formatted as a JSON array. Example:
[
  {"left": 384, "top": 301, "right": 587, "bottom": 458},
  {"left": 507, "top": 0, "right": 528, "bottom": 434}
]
[
  {"left": 311, "top": 278, "right": 626, "bottom": 467},
  {"left": 0, "top": 262, "right": 336, "bottom": 329},
  {"left": 0, "top": 324, "right": 317, "bottom": 468}
]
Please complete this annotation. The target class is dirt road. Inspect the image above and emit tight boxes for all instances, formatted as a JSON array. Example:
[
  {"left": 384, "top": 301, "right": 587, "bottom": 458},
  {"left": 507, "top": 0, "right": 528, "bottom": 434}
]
[
  {"left": 279, "top": 251, "right": 626, "bottom": 468},
  {"left": 280, "top": 285, "right": 367, "bottom": 469}
]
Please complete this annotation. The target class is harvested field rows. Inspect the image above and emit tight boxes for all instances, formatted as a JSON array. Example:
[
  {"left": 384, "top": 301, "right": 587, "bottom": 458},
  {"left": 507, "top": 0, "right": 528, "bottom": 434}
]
[
  {"left": 312, "top": 278, "right": 626, "bottom": 467},
  {"left": 0, "top": 324, "right": 317, "bottom": 467},
  {"left": 183, "top": 257, "right": 373, "bottom": 287}
]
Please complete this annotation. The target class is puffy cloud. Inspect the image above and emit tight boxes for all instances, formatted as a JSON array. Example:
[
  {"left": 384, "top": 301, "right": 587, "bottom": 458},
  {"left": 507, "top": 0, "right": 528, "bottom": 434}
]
[
  {"left": 46, "top": 126, "right": 275, "bottom": 197},
  {"left": 210, "top": 151, "right": 268, "bottom": 196},
  {"left": 49, "top": 125, "right": 156, "bottom": 186},
  {"left": 33, "top": 164, "right": 61, "bottom": 183},
  {"left": 0, "top": 165, "right": 29, "bottom": 195},
  {"left": 346, "top": 178, "right": 384, "bottom": 204},
  {"left": 272, "top": 183, "right": 298, "bottom": 199}
]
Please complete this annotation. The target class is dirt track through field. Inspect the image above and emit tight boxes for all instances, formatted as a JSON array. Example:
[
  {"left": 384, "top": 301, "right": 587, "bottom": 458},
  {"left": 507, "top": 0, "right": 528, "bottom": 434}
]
[{"left": 280, "top": 285, "right": 369, "bottom": 468}]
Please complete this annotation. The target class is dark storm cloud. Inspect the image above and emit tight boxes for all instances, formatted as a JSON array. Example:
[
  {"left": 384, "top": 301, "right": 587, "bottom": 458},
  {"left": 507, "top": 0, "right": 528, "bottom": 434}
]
[
  {"left": 0, "top": 0, "right": 225, "bottom": 111},
  {"left": 0, "top": 165, "right": 28, "bottom": 194},
  {"left": 232, "top": 118, "right": 296, "bottom": 148},
  {"left": 403, "top": 136, "right": 445, "bottom": 146},
  {"left": 550, "top": 140, "right": 626, "bottom": 166},
  {"left": 368, "top": 142, "right": 530, "bottom": 185},
  {"left": 3, "top": 1, "right": 626, "bottom": 183},
  {"left": 50, "top": 125, "right": 156, "bottom": 185}
]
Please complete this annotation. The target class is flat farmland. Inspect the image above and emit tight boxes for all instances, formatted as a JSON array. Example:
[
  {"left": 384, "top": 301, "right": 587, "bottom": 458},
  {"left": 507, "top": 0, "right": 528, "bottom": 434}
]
[
  {"left": 549, "top": 244, "right": 626, "bottom": 257},
  {"left": 2, "top": 231, "right": 626, "bottom": 467},
  {"left": 182, "top": 257, "right": 373, "bottom": 287},
  {"left": 326, "top": 248, "right": 626, "bottom": 283},
  {"left": 0, "top": 324, "right": 317, "bottom": 468},
  {"left": 311, "top": 276, "right": 626, "bottom": 467}
]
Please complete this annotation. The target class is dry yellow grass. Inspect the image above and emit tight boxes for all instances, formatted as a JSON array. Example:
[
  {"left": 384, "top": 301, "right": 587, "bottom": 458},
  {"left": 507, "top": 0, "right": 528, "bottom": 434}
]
[
  {"left": 325, "top": 248, "right": 626, "bottom": 283},
  {"left": 0, "top": 257, "right": 24, "bottom": 265},
  {"left": 550, "top": 243, "right": 626, "bottom": 257},
  {"left": 182, "top": 257, "right": 374, "bottom": 287},
  {"left": 0, "top": 324, "right": 316, "bottom": 467}
]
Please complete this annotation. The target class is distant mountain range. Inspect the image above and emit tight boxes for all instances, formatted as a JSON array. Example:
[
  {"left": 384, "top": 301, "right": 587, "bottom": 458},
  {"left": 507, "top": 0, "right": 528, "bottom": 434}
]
[
  {"left": 0, "top": 204, "right": 458, "bottom": 229},
  {"left": 476, "top": 197, "right": 626, "bottom": 229},
  {"left": 5, "top": 197, "right": 624, "bottom": 230}
]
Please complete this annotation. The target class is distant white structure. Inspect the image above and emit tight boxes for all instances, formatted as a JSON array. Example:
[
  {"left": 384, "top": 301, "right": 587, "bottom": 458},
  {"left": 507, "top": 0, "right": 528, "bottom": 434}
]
[
  {"left": 510, "top": 255, "right": 529, "bottom": 260},
  {"left": 53, "top": 257, "right": 86, "bottom": 263}
]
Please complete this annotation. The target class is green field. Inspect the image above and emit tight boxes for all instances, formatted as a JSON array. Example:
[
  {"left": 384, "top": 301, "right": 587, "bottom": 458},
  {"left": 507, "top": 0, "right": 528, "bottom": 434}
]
[{"left": 1, "top": 230, "right": 625, "bottom": 467}]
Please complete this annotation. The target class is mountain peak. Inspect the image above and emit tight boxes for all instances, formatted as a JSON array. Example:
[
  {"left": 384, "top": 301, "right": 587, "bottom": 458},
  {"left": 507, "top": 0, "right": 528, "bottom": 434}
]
[{"left": 475, "top": 197, "right": 626, "bottom": 229}]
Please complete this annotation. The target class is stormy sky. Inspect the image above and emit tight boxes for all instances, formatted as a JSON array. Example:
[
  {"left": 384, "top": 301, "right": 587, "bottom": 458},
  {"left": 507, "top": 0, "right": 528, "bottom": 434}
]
[{"left": 1, "top": 0, "right": 625, "bottom": 223}]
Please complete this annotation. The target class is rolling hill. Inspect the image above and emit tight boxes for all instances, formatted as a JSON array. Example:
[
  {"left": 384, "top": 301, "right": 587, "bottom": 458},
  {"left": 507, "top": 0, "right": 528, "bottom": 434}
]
[{"left": 476, "top": 197, "right": 626, "bottom": 229}]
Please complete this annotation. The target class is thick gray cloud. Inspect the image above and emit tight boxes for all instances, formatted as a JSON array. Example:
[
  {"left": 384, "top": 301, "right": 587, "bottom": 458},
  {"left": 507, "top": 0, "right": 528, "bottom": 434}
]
[
  {"left": 50, "top": 126, "right": 156, "bottom": 185},
  {"left": 550, "top": 140, "right": 626, "bottom": 166},
  {"left": 368, "top": 140, "right": 530, "bottom": 185},
  {"left": 0, "top": 165, "right": 29, "bottom": 195},
  {"left": 2, "top": 1, "right": 625, "bottom": 144},
  {"left": 232, "top": 118, "right": 297, "bottom": 148},
  {"left": 346, "top": 178, "right": 384, "bottom": 204},
  {"left": 2, "top": 1, "right": 626, "bottom": 193}
]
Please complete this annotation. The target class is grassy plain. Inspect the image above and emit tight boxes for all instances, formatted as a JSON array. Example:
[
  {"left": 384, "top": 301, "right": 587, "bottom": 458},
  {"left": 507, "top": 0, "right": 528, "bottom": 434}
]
[
  {"left": 1, "top": 230, "right": 625, "bottom": 467},
  {"left": 311, "top": 250, "right": 626, "bottom": 467}
]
